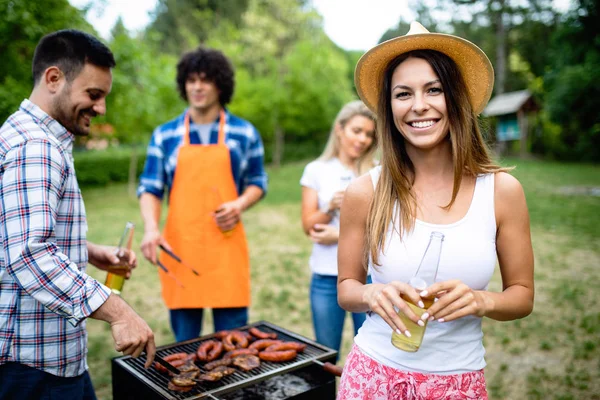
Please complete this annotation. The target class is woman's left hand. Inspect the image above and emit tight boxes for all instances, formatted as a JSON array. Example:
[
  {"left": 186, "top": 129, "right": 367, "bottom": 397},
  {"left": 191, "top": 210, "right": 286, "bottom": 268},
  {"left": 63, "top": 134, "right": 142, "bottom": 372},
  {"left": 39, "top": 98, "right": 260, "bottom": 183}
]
[
  {"left": 309, "top": 224, "right": 339, "bottom": 245},
  {"left": 420, "top": 280, "right": 491, "bottom": 323}
]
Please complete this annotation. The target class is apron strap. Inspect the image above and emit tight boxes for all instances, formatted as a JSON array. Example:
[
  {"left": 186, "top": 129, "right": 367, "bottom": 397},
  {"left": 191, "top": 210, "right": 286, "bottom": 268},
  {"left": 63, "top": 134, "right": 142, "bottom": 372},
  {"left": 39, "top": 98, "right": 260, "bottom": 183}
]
[
  {"left": 183, "top": 109, "right": 227, "bottom": 146},
  {"left": 217, "top": 110, "right": 226, "bottom": 145}
]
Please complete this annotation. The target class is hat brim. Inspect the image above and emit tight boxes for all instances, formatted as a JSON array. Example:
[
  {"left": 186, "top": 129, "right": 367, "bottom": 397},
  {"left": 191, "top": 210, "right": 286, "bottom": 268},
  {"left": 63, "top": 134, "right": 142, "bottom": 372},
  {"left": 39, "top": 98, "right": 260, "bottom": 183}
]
[{"left": 355, "top": 33, "right": 494, "bottom": 115}]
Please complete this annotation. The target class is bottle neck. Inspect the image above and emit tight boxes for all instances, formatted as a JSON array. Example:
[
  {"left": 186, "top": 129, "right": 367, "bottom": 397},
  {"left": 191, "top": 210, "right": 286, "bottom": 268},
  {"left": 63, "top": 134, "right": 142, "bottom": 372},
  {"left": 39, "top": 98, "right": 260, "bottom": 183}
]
[{"left": 413, "top": 231, "right": 444, "bottom": 287}]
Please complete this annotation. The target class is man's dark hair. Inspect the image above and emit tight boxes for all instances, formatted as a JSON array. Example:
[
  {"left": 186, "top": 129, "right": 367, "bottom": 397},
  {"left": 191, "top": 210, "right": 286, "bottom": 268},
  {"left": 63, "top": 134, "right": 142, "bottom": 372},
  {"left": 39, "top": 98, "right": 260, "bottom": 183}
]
[
  {"left": 32, "top": 29, "right": 116, "bottom": 85},
  {"left": 176, "top": 47, "right": 235, "bottom": 106}
]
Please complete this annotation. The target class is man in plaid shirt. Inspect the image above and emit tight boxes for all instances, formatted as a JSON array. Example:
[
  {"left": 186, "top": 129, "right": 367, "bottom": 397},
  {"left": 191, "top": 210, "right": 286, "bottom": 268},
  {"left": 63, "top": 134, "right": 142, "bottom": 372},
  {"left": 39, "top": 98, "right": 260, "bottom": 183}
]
[{"left": 0, "top": 30, "right": 155, "bottom": 399}]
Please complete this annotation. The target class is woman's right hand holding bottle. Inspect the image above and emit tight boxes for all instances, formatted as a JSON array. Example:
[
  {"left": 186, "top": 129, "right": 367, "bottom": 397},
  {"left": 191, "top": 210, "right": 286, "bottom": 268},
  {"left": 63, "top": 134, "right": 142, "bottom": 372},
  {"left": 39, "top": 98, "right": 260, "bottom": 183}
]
[{"left": 363, "top": 282, "right": 426, "bottom": 337}]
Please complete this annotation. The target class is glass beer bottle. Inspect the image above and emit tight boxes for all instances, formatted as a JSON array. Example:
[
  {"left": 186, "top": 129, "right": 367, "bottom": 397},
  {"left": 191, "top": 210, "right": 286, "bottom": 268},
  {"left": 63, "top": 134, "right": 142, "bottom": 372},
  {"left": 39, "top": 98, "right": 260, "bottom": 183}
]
[
  {"left": 104, "top": 222, "right": 135, "bottom": 295},
  {"left": 391, "top": 231, "right": 444, "bottom": 352}
]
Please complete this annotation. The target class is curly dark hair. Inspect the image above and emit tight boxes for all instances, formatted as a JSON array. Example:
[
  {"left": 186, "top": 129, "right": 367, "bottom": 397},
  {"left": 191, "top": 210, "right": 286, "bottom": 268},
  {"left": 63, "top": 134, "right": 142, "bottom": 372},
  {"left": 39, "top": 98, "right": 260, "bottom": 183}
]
[{"left": 176, "top": 47, "right": 235, "bottom": 106}]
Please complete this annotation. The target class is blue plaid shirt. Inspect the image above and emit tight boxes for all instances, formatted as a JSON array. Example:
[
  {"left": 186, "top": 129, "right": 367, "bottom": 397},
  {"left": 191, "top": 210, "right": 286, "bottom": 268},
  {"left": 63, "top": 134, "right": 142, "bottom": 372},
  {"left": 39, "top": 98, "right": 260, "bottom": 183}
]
[
  {"left": 0, "top": 100, "right": 111, "bottom": 377},
  {"left": 137, "top": 108, "right": 268, "bottom": 200}
]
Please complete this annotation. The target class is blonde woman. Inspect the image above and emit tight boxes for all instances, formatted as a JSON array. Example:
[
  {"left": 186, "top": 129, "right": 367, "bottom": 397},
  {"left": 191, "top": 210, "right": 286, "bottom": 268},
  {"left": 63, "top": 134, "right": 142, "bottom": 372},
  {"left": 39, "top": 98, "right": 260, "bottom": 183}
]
[
  {"left": 337, "top": 22, "right": 534, "bottom": 398},
  {"left": 300, "top": 100, "right": 377, "bottom": 361}
]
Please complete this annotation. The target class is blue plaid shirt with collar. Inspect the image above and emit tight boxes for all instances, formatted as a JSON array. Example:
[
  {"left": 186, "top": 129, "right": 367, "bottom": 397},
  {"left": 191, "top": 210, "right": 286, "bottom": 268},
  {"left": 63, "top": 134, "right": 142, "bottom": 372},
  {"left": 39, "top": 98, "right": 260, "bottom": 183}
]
[
  {"left": 0, "top": 99, "right": 111, "bottom": 377},
  {"left": 137, "top": 108, "right": 268, "bottom": 200}
]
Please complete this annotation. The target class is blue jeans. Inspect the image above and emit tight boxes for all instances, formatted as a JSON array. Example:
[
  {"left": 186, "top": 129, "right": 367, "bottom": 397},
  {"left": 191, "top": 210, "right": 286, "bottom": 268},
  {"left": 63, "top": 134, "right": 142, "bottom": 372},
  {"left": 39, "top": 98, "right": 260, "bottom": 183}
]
[
  {"left": 310, "top": 273, "right": 368, "bottom": 361},
  {"left": 169, "top": 307, "right": 248, "bottom": 342},
  {"left": 0, "top": 362, "right": 96, "bottom": 400}
]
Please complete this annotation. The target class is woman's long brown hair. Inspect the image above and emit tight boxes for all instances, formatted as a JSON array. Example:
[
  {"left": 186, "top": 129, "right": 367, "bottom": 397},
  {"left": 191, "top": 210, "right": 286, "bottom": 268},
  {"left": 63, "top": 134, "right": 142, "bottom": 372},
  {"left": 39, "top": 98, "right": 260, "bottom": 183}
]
[{"left": 365, "top": 50, "right": 509, "bottom": 269}]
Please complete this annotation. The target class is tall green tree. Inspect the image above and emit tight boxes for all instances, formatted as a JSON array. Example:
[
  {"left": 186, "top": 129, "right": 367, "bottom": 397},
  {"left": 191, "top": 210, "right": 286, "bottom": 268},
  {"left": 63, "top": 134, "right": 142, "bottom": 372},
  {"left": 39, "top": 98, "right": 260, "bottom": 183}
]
[
  {"left": 148, "top": 0, "right": 249, "bottom": 55},
  {"left": 542, "top": 0, "right": 600, "bottom": 161},
  {"left": 0, "top": 0, "right": 92, "bottom": 122},
  {"left": 102, "top": 22, "right": 183, "bottom": 146},
  {"left": 439, "top": 0, "right": 558, "bottom": 94},
  {"left": 207, "top": 0, "right": 353, "bottom": 165}
]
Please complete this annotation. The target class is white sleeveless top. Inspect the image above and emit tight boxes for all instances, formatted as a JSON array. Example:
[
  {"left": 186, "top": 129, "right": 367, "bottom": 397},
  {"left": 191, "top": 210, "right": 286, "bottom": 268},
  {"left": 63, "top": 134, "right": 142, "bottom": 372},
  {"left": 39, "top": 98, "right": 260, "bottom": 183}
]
[{"left": 354, "top": 166, "right": 497, "bottom": 374}]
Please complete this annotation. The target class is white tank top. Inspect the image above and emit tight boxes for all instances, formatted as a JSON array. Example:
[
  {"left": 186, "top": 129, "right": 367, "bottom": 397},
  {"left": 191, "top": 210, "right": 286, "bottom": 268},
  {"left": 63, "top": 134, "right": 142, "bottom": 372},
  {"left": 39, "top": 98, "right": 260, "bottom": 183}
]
[{"left": 354, "top": 166, "right": 497, "bottom": 374}]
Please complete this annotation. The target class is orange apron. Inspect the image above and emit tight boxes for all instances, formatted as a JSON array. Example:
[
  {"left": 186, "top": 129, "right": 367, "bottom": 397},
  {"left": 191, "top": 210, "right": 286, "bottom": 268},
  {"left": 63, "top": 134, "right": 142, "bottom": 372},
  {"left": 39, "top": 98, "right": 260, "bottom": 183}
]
[{"left": 159, "top": 110, "right": 250, "bottom": 309}]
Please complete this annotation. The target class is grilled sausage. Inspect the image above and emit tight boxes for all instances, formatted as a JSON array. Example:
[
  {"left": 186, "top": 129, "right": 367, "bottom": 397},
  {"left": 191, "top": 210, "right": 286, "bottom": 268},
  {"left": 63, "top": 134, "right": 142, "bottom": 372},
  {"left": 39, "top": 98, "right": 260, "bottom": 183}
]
[
  {"left": 264, "top": 342, "right": 306, "bottom": 353},
  {"left": 223, "top": 348, "right": 259, "bottom": 359},
  {"left": 222, "top": 331, "right": 249, "bottom": 351},
  {"left": 241, "top": 330, "right": 256, "bottom": 343},
  {"left": 249, "top": 327, "right": 278, "bottom": 340},
  {"left": 168, "top": 354, "right": 197, "bottom": 374},
  {"left": 258, "top": 349, "right": 297, "bottom": 362},
  {"left": 197, "top": 340, "right": 224, "bottom": 362},
  {"left": 214, "top": 330, "right": 229, "bottom": 340},
  {"left": 154, "top": 352, "right": 190, "bottom": 374},
  {"left": 248, "top": 339, "right": 282, "bottom": 351}
]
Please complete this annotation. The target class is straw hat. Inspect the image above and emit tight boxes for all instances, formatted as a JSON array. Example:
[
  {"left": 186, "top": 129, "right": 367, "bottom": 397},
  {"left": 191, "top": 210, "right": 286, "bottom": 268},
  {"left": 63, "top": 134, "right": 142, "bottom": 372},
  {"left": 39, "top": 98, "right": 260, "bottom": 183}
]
[{"left": 354, "top": 21, "right": 494, "bottom": 115}]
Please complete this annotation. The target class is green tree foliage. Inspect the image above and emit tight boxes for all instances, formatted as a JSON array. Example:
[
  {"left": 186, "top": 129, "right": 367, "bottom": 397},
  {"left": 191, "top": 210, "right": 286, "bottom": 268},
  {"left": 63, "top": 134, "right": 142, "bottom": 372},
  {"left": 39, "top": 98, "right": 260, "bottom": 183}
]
[
  {"left": 0, "top": 0, "right": 92, "bottom": 121},
  {"left": 100, "top": 23, "right": 183, "bottom": 145},
  {"left": 344, "top": 50, "right": 363, "bottom": 91},
  {"left": 207, "top": 0, "right": 354, "bottom": 164},
  {"left": 438, "top": 0, "right": 558, "bottom": 93},
  {"left": 148, "top": 0, "right": 249, "bottom": 55},
  {"left": 2, "top": 0, "right": 597, "bottom": 164},
  {"left": 542, "top": 0, "right": 600, "bottom": 161}
]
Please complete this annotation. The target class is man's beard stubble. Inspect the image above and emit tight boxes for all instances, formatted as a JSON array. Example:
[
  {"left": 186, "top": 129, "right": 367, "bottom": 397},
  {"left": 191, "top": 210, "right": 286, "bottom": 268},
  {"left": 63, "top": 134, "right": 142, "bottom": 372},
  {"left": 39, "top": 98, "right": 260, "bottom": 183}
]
[{"left": 51, "top": 87, "right": 94, "bottom": 137}]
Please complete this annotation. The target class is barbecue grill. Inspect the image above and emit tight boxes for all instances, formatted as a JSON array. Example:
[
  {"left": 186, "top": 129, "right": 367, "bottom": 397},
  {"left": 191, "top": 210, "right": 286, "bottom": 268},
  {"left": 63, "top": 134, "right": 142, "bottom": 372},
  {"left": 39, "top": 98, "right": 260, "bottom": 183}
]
[{"left": 112, "top": 321, "right": 338, "bottom": 399}]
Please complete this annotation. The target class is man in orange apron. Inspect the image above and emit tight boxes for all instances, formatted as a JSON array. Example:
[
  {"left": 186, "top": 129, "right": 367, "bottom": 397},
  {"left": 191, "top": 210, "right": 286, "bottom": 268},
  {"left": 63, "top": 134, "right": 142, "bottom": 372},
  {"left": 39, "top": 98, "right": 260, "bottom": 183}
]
[{"left": 137, "top": 47, "right": 267, "bottom": 342}]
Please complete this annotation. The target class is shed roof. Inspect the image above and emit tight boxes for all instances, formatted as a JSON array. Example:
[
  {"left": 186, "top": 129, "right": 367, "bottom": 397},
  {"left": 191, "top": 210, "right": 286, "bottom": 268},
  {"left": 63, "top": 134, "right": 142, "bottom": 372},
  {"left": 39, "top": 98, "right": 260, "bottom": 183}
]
[{"left": 483, "top": 90, "right": 532, "bottom": 117}]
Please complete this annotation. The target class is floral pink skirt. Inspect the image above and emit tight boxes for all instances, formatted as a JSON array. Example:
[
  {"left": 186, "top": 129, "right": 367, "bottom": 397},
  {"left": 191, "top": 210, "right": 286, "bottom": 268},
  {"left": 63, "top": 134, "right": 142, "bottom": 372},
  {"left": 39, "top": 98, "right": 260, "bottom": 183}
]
[{"left": 338, "top": 344, "right": 488, "bottom": 400}]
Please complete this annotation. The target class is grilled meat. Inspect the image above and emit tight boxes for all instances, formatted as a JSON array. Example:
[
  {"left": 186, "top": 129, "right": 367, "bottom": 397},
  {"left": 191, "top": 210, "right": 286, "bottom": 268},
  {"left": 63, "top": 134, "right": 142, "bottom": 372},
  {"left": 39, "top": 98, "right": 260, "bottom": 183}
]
[
  {"left": 232, "top": 354, "right": 261, "bottom": 371},
  {"left": 197, "top": 366, "right": 236, "bottom": 382},
  {"left": 168, "top": 370, "right": 200, "bottom": 392},
  {"left": 204, "top": 357, "right": 233, "bottom": 370}
]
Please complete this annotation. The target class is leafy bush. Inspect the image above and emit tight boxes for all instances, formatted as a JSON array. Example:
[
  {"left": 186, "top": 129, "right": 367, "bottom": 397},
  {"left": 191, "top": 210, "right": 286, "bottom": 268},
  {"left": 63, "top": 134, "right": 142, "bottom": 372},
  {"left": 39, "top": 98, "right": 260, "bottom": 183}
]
[
  {"left": 73, "top": 143, "right": 323, "bottom": 189},
  {"left": 73, "top": 147, "right": 146, "bottom": 187}
]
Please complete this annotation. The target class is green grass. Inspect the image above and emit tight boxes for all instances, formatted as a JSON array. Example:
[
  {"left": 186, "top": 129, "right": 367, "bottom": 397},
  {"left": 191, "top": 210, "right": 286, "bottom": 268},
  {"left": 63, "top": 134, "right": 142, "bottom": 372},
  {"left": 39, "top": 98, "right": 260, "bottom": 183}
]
[
  {"left": 81, "top": 159, "right": 600, "bottom": 399},
  {"left": 501, "top": 157, "right": 600, "bottom": 241}
]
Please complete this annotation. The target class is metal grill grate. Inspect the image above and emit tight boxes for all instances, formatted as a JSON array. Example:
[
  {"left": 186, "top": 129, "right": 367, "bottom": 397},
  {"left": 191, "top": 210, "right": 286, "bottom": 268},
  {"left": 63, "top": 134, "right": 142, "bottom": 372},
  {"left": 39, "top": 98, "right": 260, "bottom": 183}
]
[{"left": 112, "top": 321, "right": 337, "bottom": 400}]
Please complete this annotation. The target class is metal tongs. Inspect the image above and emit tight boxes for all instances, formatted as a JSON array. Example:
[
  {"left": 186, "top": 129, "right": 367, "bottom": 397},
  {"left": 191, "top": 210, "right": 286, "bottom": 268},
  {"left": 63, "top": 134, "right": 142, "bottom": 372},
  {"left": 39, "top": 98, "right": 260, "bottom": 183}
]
[
  {"left": 155, "top": 259, "right": 186, "bottom": 289},
  {"left": 159, "top": 244, "right": 200, "bottom": 276},
  {"left": 152, "top": 354, "right": 181, "bottom": 375}
]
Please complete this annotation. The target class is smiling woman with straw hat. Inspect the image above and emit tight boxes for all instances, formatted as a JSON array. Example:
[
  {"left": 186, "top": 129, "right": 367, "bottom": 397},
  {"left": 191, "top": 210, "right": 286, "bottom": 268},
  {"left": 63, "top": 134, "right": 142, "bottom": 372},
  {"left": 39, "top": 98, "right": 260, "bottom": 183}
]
[{"left": 337, "top": 22, "right": 534, "bottom": 398}]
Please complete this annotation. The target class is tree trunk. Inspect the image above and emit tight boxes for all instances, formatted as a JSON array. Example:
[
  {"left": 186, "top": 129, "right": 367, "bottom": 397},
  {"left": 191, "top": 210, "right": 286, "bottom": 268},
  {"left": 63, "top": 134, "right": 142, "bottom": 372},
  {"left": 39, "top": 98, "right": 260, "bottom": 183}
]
[
  {"left": 271, "top": 58, "right": 286, "bottom": 168},
  {"left": 272, "top": 124, "right": 284, "bottom": 168},
  {"left": 128, "top": 147, "right": 138, "bottom": 198},
  {"left": 495, "top": 1, "right": 507, "bottom": 94},
  {"left": 519, "top": 110, "right": 529, "bottom": 159}
]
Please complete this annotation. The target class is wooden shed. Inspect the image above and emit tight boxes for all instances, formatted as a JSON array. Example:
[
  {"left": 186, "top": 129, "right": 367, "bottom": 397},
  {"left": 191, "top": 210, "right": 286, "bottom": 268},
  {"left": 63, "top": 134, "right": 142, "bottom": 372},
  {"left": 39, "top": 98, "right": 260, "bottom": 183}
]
[{"left": 483, "top": 90, "right": 539, "bottom": 157}]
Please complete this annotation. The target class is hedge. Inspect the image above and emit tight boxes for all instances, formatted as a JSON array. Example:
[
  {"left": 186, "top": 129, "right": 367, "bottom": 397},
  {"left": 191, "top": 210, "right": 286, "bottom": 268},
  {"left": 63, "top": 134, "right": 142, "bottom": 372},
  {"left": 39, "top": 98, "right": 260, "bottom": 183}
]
[
  {"left": 73, "top": 141, "right": 324, "bottom": 188},
  {"left": 73, "top": 147, "right": 146, "bottom": 188}
]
